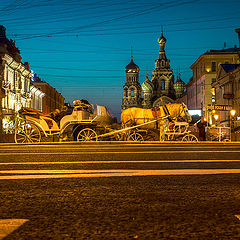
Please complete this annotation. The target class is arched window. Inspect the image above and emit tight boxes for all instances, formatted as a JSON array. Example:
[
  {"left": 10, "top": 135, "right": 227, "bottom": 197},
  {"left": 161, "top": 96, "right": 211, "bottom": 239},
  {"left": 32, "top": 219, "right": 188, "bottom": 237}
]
[
  {"left": 131, "top": 88, "right": 135, "bottom": 97},
  {"left": 161, "top": 80, "right": 165, "bottom": 90},
  {"left": 123, "top": 88, "right": 128, "bottom": 97}
]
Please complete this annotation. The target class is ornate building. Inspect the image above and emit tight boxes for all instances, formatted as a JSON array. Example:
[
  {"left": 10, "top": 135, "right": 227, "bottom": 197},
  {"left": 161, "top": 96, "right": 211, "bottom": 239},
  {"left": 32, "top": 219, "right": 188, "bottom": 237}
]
[
  {"left": 151, "top": 30, "right": 175, "bottom": 106},
  {"left": 174, "top": 73, "right": 186, "bottom": 98},
  {"left": 142, "top": 73, "right": 154, "bottom": 109},
  {"left": 0, "top": 25, "right": 32, "bottom": 134},
  {"left": 121, "top": 56, "right": 142, "bottom": 110},
  {"left": 121, "top": 31, "right": 183, "bottom": 111}
]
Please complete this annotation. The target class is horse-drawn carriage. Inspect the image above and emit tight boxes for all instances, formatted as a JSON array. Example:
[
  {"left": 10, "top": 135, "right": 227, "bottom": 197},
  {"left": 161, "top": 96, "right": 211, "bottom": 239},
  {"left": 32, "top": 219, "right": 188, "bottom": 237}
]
[
  {"left": 14, "top": 100, "right": 104, "bottom": 143},
  {"left": 120, "top": 103, "right": 198, "bottom": 142},
  {"left": 14, "top": 100, "right": 198, "bottom": 143}
]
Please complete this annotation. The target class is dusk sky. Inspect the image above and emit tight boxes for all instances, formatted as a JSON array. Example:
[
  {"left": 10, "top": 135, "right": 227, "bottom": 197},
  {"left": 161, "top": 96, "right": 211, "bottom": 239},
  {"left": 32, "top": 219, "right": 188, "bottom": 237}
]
[{"left": 1, "top": 0, "right": 240, "bottom": 119}]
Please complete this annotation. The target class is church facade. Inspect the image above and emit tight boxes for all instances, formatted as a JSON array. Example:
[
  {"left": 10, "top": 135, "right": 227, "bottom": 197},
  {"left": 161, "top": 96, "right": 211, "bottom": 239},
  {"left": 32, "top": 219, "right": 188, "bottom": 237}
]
[{"left": 121, "top": 31, "right": 185, "bottom": 111}]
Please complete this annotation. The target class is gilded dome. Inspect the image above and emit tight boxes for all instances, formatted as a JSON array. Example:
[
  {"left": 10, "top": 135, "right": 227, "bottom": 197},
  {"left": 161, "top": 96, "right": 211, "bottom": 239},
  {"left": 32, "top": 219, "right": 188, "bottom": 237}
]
[
  {"left": 125, "top": 57, "right": 139, "bottom": 73},
  {"left": 158, "top": 30, "right": 166, "bottom": 45}
]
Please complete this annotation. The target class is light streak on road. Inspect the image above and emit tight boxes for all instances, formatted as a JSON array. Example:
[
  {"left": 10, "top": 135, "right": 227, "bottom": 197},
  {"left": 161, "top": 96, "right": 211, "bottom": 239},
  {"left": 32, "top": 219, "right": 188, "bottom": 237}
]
[
  {"left": 1, "top": 159, "right": 240, "bottom": 165},
  {"left": 1, "top": 169, "right": 240, "bottom": 180},
  {"left": 1, "top": 150, "right": 240, "bottom": 156}
]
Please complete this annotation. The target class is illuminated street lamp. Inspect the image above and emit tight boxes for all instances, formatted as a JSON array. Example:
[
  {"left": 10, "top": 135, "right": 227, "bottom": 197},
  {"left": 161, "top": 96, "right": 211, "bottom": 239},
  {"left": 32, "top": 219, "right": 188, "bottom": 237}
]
[
  {"left": 213, "top": 114, "right": 219, "bottom": 120},
  {"left": 230, "top": 109, "right": 236, "bottom": 117},
  {"left": 213, "top": 114, "right": 219, "bottom": 126},
  {"left": 230, "top": 109, "right": 236, "bottom": 130}
]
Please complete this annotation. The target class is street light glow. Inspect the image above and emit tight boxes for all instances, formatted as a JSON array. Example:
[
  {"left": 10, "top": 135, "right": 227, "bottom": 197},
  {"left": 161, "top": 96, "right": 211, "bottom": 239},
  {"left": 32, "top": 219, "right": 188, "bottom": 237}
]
[
  {"left": 214, "top": 114, "right": 219, "bottom": 120},
  {"left": 230, "top": 109, "right": 236, "bottom": 116}
]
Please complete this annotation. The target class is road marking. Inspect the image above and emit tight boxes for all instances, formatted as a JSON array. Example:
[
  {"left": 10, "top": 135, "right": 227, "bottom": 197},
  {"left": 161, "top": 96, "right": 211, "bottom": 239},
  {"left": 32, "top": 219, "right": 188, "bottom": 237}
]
[
  {"left": 1, "top": 150, "right": 240, "bottom": 156},
  {"left": 1, "top": 169, "right": 240, "bottom": 180},
  {"left": 1, "top": 159, "right": 240, "bottom": 165},
  {"left": 0, "top": 219, "right": 28, "bottom": 240}
]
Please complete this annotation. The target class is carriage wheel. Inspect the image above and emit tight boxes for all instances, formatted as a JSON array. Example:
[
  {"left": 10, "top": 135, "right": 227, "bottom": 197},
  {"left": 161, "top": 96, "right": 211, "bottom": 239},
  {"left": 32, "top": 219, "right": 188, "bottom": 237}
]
[
  {"left": 181, "top": 134, "right": 198, "bottom": 142},
  {"left": 127, "top": 132, "right": 144, "bottom": 142},
  {"left": 15, "top": 121, "right": 41, "bottom": 143},
  {"left": 77, "top": 128, "right": 98, "bottom": 141}
]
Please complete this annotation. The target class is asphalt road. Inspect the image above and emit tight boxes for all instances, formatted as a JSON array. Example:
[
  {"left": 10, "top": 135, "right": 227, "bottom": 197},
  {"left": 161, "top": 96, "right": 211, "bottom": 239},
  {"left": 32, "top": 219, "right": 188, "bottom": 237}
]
[{"left": 1, "top": 142, "right": 240, "bottom": 239}]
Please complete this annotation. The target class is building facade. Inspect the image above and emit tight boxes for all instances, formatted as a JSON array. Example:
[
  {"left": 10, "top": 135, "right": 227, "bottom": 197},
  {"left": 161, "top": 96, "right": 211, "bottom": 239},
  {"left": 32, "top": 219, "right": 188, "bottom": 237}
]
[
  {"left": 0, "top": 25, "right": 32, "bottom": 133},
  {"left": 32, "top": 74, "right": 65, "bottom": 114},
  {"left": 30, "top": 84, "right": 45, "bottom": 112},
  {"left": 188, "top": 46, "right": 239, "bottom": 117},
  {"left": 213, "top": 64, "right": 240, "bottom": 127}
]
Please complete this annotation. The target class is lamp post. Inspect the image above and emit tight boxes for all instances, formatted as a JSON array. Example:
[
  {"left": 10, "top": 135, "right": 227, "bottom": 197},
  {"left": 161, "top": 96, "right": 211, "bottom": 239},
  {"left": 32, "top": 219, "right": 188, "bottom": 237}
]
[
  {"left": 213, "top": 114, "right": 219, "bottom": 126},
  {"left": 230, "top": 109, "right": 236, "bottom": 129}
]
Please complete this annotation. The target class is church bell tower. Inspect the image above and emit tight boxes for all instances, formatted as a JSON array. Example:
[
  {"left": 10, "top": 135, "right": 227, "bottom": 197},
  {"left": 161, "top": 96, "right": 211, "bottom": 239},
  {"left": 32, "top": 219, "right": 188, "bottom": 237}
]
[{"left": 121, "top": 56, "right": 142, "bottom": 110}]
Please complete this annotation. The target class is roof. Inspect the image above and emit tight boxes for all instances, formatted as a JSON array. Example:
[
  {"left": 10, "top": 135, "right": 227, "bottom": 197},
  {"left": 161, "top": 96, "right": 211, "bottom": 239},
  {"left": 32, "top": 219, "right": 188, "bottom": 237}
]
[
  {"left": 205, "top": 47, "right": 239, "bottom": 55},
  {"left": 190, "top": 47, "right": 239, "bottom": 69},
  {"left": 221, "top": 63, "right": 240, "bottom": 73}
]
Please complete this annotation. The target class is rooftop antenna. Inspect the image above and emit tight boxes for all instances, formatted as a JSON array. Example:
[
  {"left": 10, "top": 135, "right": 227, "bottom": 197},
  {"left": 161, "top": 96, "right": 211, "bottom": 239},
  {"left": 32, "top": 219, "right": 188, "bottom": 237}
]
[
  {"left": 224, "top": 42, "right": 226, "bottom": 49},
  {"left": 131, "top": 46, "right": 133, "bottom": 59}
]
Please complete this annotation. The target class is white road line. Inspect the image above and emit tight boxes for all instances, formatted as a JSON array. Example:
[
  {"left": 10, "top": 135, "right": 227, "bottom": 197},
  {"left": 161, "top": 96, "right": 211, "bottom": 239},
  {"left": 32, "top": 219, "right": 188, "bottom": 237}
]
[
  {"left": 1, "top": 150, "right": 240, "bottom": 156},
  {"left": 1, "top": 169, "right": 240, "bottom": 180},
  {"left": 0, "top": 160, "right": 240, "bottom": 165},
  {"left": 0, "top": 219, "right": 28, "bottom": 240}
]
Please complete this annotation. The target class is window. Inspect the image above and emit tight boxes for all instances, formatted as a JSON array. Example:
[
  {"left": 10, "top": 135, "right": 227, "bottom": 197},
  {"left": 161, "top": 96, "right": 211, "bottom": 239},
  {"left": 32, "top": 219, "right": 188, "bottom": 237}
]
[
  {"left": 130, "top": 89, "right": 135, "bottom": 97},
  {"left": 161, "top": 80, "right": 165, "bottom": 90},
  {"left": 212, "top": 78, "right": 216, "bottom": 84},
  {"left": 211, "top": 62, "right": 216, "bottom": 72}
]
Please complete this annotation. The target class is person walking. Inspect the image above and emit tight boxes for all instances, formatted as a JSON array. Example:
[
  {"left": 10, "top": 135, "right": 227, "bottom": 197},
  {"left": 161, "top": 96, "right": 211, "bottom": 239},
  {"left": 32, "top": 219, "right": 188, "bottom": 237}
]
[{"left": 197, "top": 117, "right": 207, "bottom": 141}]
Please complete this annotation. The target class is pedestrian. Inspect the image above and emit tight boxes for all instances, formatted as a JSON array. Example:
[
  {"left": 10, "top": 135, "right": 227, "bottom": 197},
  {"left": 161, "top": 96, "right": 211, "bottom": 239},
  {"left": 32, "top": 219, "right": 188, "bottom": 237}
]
[{"left": 197, "top": 117, "right": 207, "bottom": 141}]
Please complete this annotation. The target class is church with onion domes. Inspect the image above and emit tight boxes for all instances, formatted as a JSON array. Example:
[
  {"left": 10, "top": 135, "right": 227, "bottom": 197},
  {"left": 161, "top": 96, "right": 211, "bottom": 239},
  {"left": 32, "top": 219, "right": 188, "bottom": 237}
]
[{"left": 121, "top": 30, "right": 186, "bottom": 111}]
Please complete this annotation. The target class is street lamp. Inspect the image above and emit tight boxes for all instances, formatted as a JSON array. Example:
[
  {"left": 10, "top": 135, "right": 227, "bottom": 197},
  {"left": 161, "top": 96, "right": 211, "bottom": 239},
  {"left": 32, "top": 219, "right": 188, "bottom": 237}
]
[
  {"left": 230, "top": 109, "right": 236, "bottom": 130},
  {"left": 230, "top": 109, "right": 236, "bottom": 117},
  {"left": 213, "top": 114, "right": 219, "bottom": 120},
  {"left": 214, "top": 114, "right": 219, "bottom": 126}
]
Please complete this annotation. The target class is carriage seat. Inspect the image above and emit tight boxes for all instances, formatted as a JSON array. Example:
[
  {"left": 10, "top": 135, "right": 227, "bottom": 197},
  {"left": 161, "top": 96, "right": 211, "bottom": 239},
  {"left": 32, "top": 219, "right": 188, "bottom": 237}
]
[{"left": 19, "top": 107, "right": 51, "bottom": 118}]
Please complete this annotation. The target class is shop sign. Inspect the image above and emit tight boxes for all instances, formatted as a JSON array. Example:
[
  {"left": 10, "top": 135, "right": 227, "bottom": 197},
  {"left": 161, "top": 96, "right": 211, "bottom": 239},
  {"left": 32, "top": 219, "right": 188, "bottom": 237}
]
[{"left": 207, "top": 105, "right": 232, "bottom": 111}]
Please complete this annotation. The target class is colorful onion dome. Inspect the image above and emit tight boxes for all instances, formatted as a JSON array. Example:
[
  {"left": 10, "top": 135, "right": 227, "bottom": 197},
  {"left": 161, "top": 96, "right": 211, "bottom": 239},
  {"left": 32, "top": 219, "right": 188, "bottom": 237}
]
[{"left": 142, "top": 74, "right": 154, "bottom": 92}]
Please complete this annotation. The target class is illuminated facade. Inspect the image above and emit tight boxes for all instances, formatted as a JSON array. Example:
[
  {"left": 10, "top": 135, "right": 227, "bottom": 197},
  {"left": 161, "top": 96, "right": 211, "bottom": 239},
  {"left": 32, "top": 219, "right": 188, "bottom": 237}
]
[
  {"left": 0, "top": 25, "right": 32, "bottom": 133},
  {"left": 30, "top": 85, "right": 45, "bottom": 112},
  {"left": 188, "top": 46, "right": 239, "bottom": 117},
  {"left": 212, "top": 28, "right": 240, "bottom": 127},
  {"left": 32, "top": 74, "right": 65, "bottom": 114},
  {"left": 213, "top": 64, "right": 240, "bottom": 127}
]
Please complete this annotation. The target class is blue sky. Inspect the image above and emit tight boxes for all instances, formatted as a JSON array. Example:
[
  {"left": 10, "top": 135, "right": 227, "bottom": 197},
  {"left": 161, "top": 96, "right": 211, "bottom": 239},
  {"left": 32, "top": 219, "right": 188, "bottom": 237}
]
[{"left": 1, "top": 0, "right": 240, "bottom": 119}]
